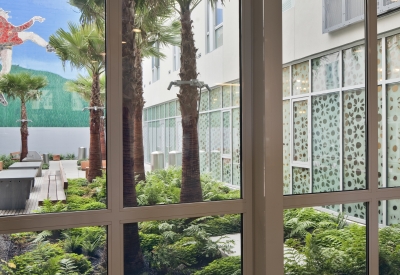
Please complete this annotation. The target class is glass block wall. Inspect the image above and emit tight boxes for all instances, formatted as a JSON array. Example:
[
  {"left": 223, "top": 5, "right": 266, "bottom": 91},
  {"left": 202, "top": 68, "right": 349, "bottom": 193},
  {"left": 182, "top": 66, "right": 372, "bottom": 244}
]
[
  {"left": 143, "top": 82, "right": 240, "bottom": 186},
  {"left": 282, "top": 32, "right": 400, "bottom": 226}
]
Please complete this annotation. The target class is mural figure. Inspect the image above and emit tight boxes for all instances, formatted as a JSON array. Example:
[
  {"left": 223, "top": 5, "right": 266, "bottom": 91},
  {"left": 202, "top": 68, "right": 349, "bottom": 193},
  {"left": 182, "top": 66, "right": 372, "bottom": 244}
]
[{"left": 0, "top": 8, "right": 53, "bottom": 106}]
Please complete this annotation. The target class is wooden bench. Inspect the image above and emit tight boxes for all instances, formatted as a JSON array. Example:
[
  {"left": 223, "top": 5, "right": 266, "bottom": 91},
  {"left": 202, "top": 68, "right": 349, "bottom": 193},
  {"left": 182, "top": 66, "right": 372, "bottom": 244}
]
[
  {"left": 38, "top": 170, "right": 67, "bottom": 206},
  {"left": 59, "top": 161, "right": 68, "bottom": 189}
]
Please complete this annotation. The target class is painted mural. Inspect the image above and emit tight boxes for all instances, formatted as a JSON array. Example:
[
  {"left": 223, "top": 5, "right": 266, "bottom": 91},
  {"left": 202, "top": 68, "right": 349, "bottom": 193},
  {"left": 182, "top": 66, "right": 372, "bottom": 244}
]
[{"left": 0, "top": 2, "right": 89, "bottom": 126}]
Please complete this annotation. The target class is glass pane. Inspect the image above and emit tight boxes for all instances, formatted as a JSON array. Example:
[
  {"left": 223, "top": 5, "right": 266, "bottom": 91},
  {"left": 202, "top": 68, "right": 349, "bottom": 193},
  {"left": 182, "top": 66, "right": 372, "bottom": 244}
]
[
  {"left": 215, "top": 0, "right": 224, "bottom": 26},
  {"left": 0, "top": 0, "right": 106, "bottom": 217},
  {"left": 292, "top": 167, "right": 310, "bottom": 194},
  {"left": 0, "top": 226, "right": 107, "bottom": 274},
  {"left": 215, "top": 27, "right": 223, "bottom": 48},
  {"left": 223, "top": 112, "right": 231, "bottom": 155},
  {"left": 343, "top": 89, "right": 366, "bottom": 191},
  {"left": 123, "top": 0, "right": 241, "bottom": 206},
  {"left": 343, "top": 45, "right": 365, "bottom": 87},
  {"left": 293, "top": 100, "right": 308, "bottom": 162},
  {"left": 200, "top": 91, "right": 209, "bottom": 111},
  {"left": 199, "top": 113, "right": 210, "bottom": 174},
  {"left": 387, "top": 83, "right": 400, "bottom": 187},
  {"left": 312, "top": 93, "right": 340, "bottom": 193},
  {"left": 312, "top": 52, "right": 340, "bottom": 92},
  {"left": 378, "top": 86, "right": 383, "bottom": 188},
  {"left": 124, "top": 215, "right": 242, "bottom": 274},
  {"left": 284, "top": 205, "right": 367, "bottom": 274},
  {"left": 283, "top": 67, "right": 290, "bottom": 97},
  {"left": 232, "top": 83, "right": 240, "bottom": 106},
  {"left": 378, "top": 39, "right": 383, "bottom": 82},
  {"left": 386, "top": 34, "right": 400, "bottom": 80},
  {"left": 283, "top": 100, "right": 291, "bottom": 195},
  {"left": 211, "top": 111, "right": 222, "bottom": 181},
  {"left": 223, "top": 86, "right": 231, "bottom": 107},
  {"left": 232, "top": 108, "right": 241, "bottom": 186},
  {"left": 210, "top": 87, "right": 222, "bottom": 110},
  {"left": 292, "top": 61, "right": 309, "bottom": 95}
]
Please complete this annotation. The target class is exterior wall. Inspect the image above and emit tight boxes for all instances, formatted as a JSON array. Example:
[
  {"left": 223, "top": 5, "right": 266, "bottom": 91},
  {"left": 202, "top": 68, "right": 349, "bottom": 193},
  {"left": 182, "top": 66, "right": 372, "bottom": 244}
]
[
  {"left": 282, "top": 0, "right": 400, "bottom": 64},
  {"left": 0, "top": 127, "right": 90, "bottom": 155},
  {"left": 142, "top": 1, "right": 240, "bottom": 107}
]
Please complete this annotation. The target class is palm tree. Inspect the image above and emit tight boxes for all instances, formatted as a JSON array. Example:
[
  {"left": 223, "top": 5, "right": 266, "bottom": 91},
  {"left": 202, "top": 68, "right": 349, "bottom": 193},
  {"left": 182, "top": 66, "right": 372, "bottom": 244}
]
[
  {"left": 65, "top": 74, "right": 107, "bottom": 160},
  {"left": 49, "top": 23, "right": 105, "bottom": 182},
  {"left": 132, "top": 6, "right": 180, "bottom": 183},
  {"left": 157, "top": 0, "right": 225, "bottom": 203},
  {"left": 0, "top": 73, "right": 48, "bottom": 161}
]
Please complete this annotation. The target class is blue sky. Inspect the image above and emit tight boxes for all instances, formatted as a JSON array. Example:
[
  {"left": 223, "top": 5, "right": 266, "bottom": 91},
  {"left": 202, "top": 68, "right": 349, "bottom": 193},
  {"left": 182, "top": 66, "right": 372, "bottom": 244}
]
[{"left": 1, "top": 1, "right": 83, "bottom": 79}]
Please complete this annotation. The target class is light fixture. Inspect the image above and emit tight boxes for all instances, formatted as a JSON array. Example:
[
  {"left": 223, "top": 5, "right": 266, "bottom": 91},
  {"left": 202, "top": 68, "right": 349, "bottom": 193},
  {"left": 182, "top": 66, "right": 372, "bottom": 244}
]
[
  {"left": 133, "top": 28, "right": 141, "bottom": 33},
  {"left": 122, "top": 41, "right": 126, "bottom": 44}
]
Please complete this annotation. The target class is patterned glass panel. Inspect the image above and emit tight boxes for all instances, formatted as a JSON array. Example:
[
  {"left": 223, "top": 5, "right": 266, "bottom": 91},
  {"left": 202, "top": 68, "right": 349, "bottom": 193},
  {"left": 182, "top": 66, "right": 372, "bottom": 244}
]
[
  {"left": 211, "top": 111, "right": 221, "bottom": 181},
  {"left": 386, "top": 34, "right": 400, "bottom": 80},
  {"left": 343, "top": 89, "right": 366, "bottom": 191},
  {"left": 223, "top": 158, "right": 232, "bottom": 184},
  {"left": 343, "top": 45, "right": 365, "bottom": 87},
  {"left": 292, "top": 61, "right": 309, "bottom": 95},
  {"left": 232, "top": 108, "right": 241, "bottom": 186},
  {"left": 292, "top": 167, "right": 310, "bottom": 194},
  {"left": 388, "top": 199, "right": 400, "bottom": 225},
  {"left": 378, "top": 39, "right": 383, "bottom": 82},
  {"left": 199, "top": 113, "right": 210, "bottom": 173},
  {"left": 232, "top": 84, "right": 240, "bottom": 106},
  {"left": 312, "top": 93, "right": 340, "bottom": 193},
  {"left": 293, "top": 100, "right": 308, "bottom": 162},
  {"left": 387, "top": 83, "right": 400, "bottom": 187},
  {"left": 378, "top": 200, "right": 383, "bottom": 225},
  {"left": 169, "top": 101, "right": 176, "bottom": 117},
  {"left": 143, "top": 122, "right": 149, "bottom": 163},
  {"left": 223, "top": 112, "right": 231, "bottom": 155},
  {"left": 160, "top": 104, "right": 165, "bottom": 119},
  {"left": 177, "top": 118, "right": 182, "bottom": 151},
  {"left": 312, "top": 52, "right": 340, "bottom": 92},
  {"left": 283, "top": 67, "right": 290, "bottom": 97},
  {"left": 200, "top": 91, "right": 209, "bottom": 111},
  {"left": 343, "top": 202, "right": 367, "bottom": 220},
  {"left": 210, "top": 87, "right": 222, "bottom": 110},
  {"left": 283, "top": 100, "right": 291, "bottom": 194},
  {"left": 223, "top": 86, "right": 231, "bottom": 107},
  {"left": 169, "top": 118, "right": 176, "bottom": 152},
  {"left": 378, "top": 86, "right": 383, "bottom": 187}
]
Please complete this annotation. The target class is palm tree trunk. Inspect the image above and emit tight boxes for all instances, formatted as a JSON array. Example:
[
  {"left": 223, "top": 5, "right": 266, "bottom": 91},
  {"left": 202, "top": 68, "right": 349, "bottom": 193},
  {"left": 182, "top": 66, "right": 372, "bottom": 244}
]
[
  {"left": 133, "top": 47, "right": 145, "bottom": 183},
  {"left": 122, "top": 0, "right": 145, "bottom": 273},
  {"left": 99, "top": 108, "right": 106, "bottom": 160},
  {"left": 87, "top": 73, "right": 103, "bottom": 182},
  {"left": 20, "top": 101, "right": 28, "bottom": 161},
  {"left": 178, "top": 9, "right": 203, "bottom": 203}
]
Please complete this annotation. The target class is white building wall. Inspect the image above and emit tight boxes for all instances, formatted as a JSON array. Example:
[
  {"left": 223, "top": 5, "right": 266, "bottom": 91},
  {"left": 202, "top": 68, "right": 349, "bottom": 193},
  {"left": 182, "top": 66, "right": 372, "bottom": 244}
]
[
  {"left": 282, "top": 0, "right": 400, "bottom": 64},
  {"left": 143, "top": 1, "right": 240, "bottom": 107}
]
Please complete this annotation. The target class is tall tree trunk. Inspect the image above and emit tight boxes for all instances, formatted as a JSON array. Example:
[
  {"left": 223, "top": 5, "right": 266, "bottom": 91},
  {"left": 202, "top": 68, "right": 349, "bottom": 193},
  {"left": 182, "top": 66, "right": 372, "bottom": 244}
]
[
  {"left": 133, "top": 47, "right": 145, "bottom": 183},
  {"left": 178, "top": 9, "right": 203, "bottom": 203},
  {"left": 122, "top": 0, "right": 145, "bottom": 273},
  {"left": 99, "top": 107, "right": 106, "bottom": 160},
  {"left": 20, "top": 101, "right": 28, "bottom": 161},
  {"left": 87, "top": 73, "right": 103, "bottom": 182}
]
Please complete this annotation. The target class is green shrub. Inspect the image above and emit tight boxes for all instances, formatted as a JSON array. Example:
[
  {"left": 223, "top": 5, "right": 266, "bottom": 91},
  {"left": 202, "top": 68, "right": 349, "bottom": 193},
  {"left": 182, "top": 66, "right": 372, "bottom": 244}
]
[
  {"left": 0, "top": 155, "right": 17, "bottom": 169},
  {"left": 196, "top": 215, "right": 241, "bottom": 236},
  {"left": 194, "top": 256, "right": 242, "bottom": 275},
  {"left": 139, "top": 232, "right": 163, "bottom": 254},
  {"left": 41, "top": 163, "right": 49, "bottom": 170},
  {"left": 81, "top": 202, "right": 106, "bottom": 210}
]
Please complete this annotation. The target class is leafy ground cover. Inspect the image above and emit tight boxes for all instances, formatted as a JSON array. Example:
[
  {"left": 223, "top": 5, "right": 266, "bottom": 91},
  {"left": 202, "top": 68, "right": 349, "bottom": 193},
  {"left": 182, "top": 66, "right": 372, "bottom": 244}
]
[{"left": 0, "top": 155, "right": 17, "bottom": 170}]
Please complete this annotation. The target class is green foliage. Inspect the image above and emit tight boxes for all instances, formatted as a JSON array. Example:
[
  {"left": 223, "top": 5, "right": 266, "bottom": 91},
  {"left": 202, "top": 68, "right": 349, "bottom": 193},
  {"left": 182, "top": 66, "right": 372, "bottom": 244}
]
[
  {"left": 193, "top": 256, "right": 241, "bottom": 275},
  {"left": 77, "top": 158, "right": 88, "bottom": 166},
  {"left": 379, "top": 224, "right": 400, "bottom": 274},
  {"left": 139, "top": 232, "right": 163, "bottom": 254},
  {"left": 42, "top": 163, "right": 49, "bottom": 170},
  {"left": 0, "top": 155, "right": 17, "bottom": 169},
  {"left": 191, "top": 215, "right": 241, "bottom": 236},
  {"left": 136, "top": 167, "right": 239, "bottom": 206},
  {"left": 35, "top": 200, "right": 67, "bottom": 213}
]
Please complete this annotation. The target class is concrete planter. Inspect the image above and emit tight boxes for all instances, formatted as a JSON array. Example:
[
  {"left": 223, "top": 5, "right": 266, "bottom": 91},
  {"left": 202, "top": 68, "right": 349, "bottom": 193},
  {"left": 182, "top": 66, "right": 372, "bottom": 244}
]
[
  {"left": 53, "top": 154, "right": 61, "bottom": 161},
  {"left": 0, "top": 161, "right": 3, "bottom": 171}
]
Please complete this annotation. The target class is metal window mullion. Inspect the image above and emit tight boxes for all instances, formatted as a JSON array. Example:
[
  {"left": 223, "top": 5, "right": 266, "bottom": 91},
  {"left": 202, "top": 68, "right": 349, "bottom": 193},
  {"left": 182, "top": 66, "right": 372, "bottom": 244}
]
[{"left": 366, "top": 0, "right": 379, "bottom": 273}]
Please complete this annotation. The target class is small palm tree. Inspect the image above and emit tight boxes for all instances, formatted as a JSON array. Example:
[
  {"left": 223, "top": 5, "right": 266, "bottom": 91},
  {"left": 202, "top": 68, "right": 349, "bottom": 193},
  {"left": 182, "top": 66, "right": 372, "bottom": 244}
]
[
  {"left": 0, "top": 73, "right": 47, "bottom": 161},
  {"left": 49, "top": 22, "right": 105, "bottom": 182},
  {"left": 65, "top": 74, "right": 106, "bottom": 160},
  {"left": 131, "top": 5, "right": 180, "bottom": 183}
]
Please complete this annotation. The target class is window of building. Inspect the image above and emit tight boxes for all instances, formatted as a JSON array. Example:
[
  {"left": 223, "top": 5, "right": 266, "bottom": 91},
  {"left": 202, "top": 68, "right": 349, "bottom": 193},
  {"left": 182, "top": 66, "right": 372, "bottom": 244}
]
[
  {"left": 152, "top": 42, "right": 160, "bottom": 82},
  {"left": 173, "top": 45, "right": 181, "bottom": 71},
  {"left": 206, "top": 0, "right": 224, "bottom": 53}
]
